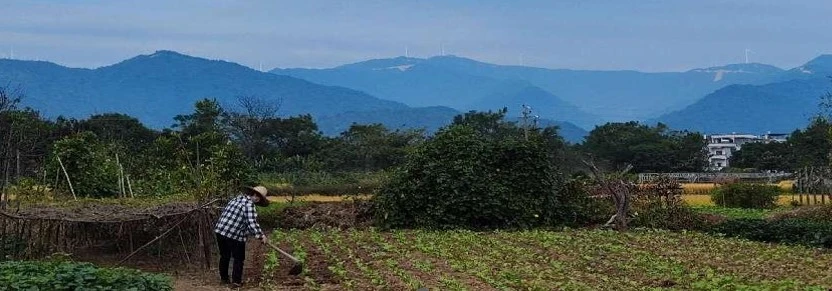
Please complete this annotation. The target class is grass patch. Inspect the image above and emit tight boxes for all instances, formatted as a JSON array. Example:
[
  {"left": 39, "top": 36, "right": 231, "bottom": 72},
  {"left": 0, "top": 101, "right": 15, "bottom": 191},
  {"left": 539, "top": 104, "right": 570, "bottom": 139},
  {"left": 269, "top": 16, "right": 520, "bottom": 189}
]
[{"left": 692, "top": 206, "right": 778, "bottom": 219}]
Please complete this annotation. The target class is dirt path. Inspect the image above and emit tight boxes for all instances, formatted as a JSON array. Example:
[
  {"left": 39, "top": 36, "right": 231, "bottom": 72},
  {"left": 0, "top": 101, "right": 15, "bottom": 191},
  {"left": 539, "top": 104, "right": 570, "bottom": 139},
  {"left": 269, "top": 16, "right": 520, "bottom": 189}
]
[{"left": 168, "top": 235, "right": 270, "bottom": 290}]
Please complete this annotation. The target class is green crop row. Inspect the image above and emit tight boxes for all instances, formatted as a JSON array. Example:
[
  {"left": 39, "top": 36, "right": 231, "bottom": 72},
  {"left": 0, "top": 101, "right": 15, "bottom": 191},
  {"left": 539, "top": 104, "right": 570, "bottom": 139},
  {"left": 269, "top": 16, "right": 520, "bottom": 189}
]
[
  {"left": 0, "top": 260, "right": 172, "bottom": 291},
  {"left": 261, "top": 228, "right": 832, "bottom": 290}
]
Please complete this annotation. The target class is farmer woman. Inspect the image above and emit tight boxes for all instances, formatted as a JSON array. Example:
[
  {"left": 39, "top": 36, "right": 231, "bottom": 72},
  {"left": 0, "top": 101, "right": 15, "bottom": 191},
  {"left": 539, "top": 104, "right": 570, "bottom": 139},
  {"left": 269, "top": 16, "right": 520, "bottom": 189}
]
[{"left": 214, "top": 185, "right": 270, "bottom": 288}]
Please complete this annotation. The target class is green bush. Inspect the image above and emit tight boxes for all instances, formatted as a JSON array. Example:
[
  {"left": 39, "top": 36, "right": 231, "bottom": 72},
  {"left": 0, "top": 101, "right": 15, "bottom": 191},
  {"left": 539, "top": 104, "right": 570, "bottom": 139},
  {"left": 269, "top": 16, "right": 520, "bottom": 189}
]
[
  {"left": 710, "top": 183, "right": 780, "bottom": 209},
  {"left": 0, "top": 260, "right": 172, "bottom": 290},
  {"left": 560, "top": 177, "right": 616, "bottom": 226},
  {"left": 48, "top": 132, "right": 120, "bottom": 198},
  {"left": 710, "top": 218, "right": 832, "bottom": 248},
  {"left": 633, "top": 205, "right": 708, "bottom": 231},
  {"left": 374, "top": 118, "right": 579, "bottom": 230}
]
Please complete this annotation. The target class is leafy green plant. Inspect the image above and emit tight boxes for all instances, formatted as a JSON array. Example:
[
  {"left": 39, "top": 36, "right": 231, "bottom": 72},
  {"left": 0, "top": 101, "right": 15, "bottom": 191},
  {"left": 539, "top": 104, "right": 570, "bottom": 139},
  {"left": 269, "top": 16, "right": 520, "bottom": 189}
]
[
  {"left": 0, "top": 260, "right": 172, "bottom": 291},
  {"left": 710, "top": 183, "right": 780, "bottom": 209},
  {"left": 260, "top": 251, "right": 280, "bottom": 287}
]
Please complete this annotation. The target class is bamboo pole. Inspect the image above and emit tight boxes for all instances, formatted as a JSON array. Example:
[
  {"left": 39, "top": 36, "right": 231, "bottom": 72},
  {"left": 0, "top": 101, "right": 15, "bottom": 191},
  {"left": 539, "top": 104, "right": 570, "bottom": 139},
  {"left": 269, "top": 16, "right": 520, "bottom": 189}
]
[
  {"left": 117, "top": 199, "right": 219, "bottom": 265},
  {"left": 115, "top": 153, "right": 124, "bottom": 198},
  {"left": 15, "top": 150, "right": 20, "bottom": 183},
  {"left": 126, "top": 175, "right": 134, "bottom": 198},
  {"left": 56, "top": 157, "right": 77, "bottom": 200}
]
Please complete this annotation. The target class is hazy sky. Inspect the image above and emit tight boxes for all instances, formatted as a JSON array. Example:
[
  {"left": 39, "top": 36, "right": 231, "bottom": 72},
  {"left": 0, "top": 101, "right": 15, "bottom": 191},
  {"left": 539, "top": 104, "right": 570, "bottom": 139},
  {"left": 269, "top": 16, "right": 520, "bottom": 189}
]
[{"left": 2, "top": 0, "right": 831, "bottom": 72}]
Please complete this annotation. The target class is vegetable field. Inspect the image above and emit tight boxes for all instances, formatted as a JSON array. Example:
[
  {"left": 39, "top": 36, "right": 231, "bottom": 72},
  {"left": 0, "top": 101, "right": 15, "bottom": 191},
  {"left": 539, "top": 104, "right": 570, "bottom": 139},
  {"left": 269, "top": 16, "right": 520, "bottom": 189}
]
[{"left": 262, "top": 229, "right": 832, "bottom": 290}]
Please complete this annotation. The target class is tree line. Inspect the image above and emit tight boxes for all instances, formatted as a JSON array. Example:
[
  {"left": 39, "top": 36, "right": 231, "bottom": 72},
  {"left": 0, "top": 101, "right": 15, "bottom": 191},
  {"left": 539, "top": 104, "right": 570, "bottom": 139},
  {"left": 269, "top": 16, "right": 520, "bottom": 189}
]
[
  {"left": 0, "top": 91, "right": 424, "bottom": 199},
  {"left": 730, "top": 118, "right": 832, "bottom": 172},
  {"left": 2, "top": 85, "right": 766, "bottom": 200}
]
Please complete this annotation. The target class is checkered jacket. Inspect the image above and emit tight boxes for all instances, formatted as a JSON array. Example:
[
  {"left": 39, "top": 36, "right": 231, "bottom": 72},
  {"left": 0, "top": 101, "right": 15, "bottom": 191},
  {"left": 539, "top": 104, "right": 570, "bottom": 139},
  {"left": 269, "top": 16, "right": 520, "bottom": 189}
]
[{"left": 214, "top": 195, "right": 264, "bottom": 242}]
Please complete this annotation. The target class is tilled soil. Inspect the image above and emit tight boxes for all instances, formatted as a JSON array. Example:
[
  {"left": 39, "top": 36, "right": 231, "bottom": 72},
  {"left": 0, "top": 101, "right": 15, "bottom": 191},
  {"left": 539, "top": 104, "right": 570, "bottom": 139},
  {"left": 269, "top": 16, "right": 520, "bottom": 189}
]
[
  {"left": 262, "top": 235, "right": 339, "bottom": 289},
  {"left": 276, "top": 201, "right": 373, "bottom": 229}
]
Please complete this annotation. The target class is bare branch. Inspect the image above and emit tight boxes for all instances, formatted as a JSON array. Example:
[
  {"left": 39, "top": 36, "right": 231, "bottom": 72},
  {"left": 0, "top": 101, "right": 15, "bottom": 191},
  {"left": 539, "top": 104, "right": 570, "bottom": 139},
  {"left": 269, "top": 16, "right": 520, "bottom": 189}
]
[
  {"left": 0, "top": 83, "right": 24, "bottom": 113},
  {"left": 581, "top": 157, "right": 634, "bottom": 231},
  {"left": 235, "top": 95, "right": 281, "bottom": 120}
]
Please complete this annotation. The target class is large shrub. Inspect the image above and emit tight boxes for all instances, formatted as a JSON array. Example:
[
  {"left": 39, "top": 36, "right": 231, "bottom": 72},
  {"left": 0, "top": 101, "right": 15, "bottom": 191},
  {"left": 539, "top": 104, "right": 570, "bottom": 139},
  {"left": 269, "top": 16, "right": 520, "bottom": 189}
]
[
  {"left": 710, "top": 183, "right": 780, "bottom": 209},
  {"left": 374, "top": 112, "right": 583, "bottom": 230},
  {"left": 0, "top": 260, "right": 172, "bottom": 290},
  {"left": 49, "top": 132, "right": 121, "bottom": 198}
]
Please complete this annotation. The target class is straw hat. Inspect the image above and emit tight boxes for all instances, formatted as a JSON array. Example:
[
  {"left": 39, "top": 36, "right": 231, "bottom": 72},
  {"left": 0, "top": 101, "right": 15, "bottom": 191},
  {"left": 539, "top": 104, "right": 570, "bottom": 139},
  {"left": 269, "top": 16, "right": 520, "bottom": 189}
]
[{"left": 243, "top": 185, "right": 270, "bottom": 207}]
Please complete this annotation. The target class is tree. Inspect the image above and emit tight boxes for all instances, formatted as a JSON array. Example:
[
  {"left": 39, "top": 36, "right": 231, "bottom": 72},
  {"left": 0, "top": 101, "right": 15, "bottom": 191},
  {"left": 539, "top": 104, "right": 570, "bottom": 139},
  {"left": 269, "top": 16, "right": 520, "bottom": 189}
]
[
  {"left": 1, "top": 85, "right": 57, "bottom": 202},
  {"left": 452, "top": 108, "right": 514, "bottom": 137},
  {"left": 224, "top": 96, "right": 279, "bottom": 163},
  {"left": 173, "top": 98, "right": 226, "bottom": 139},
  {"left": 582, "top": 122, "right": 706, "bottom": 172},
  {"left": 0, "top": 109, "right": 55, "bottom": 193},
  {"left": 49, "top": 132, "right": 120, "bottom": 198},
  {"left": 0, "top": 84, "right": 23, "bottom": 113},
  {"left": 151, "top": 98, "right": 255, "bottom": 198},
  {"left": 78, "top": 113, "right": 157, "bottom": 153},
  {"left": 730, "top": 142, "right": 793, "bottom": 171},
  {"left": 319, "top": 123, "right": 424, "bottom": 172},
  {"left": 267, "top": 115, "right": 325, "bottom": 158},
  {"left": 789, "top": 117, "right": 832, "bottom": 168}
]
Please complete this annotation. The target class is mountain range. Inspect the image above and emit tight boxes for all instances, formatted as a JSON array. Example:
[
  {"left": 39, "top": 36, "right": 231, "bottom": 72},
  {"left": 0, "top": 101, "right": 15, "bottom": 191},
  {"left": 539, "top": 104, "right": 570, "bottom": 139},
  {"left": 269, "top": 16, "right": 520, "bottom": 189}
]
[
  {"left": 653, "top": 56, "right": 832, "bottom": 134},
  {"left": 2, "top": 50, "right": 832, "bottom": 143},
  {"left": 273, "top": 56, "right": 784, "bottom": 124},
  {"left": 0, "top": 51, "right": 588, "bottom": 142}
]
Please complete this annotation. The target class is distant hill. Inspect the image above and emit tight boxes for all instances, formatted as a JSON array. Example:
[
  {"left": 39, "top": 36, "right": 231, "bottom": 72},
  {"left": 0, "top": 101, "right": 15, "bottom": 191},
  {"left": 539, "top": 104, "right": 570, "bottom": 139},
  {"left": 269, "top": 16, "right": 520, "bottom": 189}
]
[
  {"left": 772, "top": 54, "right": 832, "bottom": 82},
  {"left": 274, "top": 56, "right": 601, "bottom": 128},
  {"left": 535, "top": 119, "right": 589, "bottom": 144},
  {"left": 653, "top": 77, "right": 830, "bottom": 134},
  {"left": 0, "top": 51, "right": 408, "bottom": 128},
  {"left": 273, "top": 56, "right": 782, "bottom": 123}
]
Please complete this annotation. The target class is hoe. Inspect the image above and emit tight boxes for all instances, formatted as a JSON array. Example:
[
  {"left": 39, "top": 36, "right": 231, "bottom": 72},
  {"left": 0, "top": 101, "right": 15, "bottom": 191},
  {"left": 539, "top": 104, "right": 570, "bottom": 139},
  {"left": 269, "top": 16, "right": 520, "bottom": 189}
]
[{"left": 266, "top": 241, "right": 304, "bottom": 275}]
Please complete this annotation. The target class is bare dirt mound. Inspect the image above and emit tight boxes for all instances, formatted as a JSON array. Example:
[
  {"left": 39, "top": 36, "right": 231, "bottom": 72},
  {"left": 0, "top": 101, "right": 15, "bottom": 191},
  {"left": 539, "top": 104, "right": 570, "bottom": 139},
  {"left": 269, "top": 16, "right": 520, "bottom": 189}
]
[{"left": 276, "top": 201, "right": 374, "bottom": 229}]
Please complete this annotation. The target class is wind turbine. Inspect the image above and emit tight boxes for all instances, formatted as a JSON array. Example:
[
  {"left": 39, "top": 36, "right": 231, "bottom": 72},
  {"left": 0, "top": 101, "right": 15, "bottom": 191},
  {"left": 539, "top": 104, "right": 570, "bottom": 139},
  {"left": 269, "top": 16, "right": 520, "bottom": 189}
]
[{"left": 744, "top": 49, "right": 753, "bottom": 64}]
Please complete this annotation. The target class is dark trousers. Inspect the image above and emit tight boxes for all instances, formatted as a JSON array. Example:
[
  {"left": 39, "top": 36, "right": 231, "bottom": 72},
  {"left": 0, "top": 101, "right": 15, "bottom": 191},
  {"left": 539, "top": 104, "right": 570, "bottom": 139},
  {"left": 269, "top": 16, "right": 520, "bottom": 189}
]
[{"left": 216, "top": 233, "right": 246, "bottom": 284}]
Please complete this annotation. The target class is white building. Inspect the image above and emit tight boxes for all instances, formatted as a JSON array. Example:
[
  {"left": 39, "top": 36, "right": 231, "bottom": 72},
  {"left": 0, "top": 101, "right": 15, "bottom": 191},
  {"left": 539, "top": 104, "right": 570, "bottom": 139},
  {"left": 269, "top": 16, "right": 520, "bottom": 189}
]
[{"left": 705, "top": 132, "right": 788, "bottom": 170}]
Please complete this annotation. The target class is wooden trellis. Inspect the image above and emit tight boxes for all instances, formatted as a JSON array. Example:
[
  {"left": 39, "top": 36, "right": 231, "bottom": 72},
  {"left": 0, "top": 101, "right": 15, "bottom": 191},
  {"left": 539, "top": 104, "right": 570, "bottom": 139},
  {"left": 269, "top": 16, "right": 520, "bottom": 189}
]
[
  {"left": 0, "top": 200, "right": 221, "bottom": 268},
  {"left": 793, "top": 167, "right": 832, "bottom": 205}
]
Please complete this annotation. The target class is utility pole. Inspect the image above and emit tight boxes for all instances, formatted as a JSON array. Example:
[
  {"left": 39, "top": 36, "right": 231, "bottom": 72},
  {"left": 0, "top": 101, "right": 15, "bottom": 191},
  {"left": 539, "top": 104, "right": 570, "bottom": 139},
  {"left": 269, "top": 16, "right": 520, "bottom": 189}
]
[{"left": 521, "top": 104, "right": 533, "bottom": 141}]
